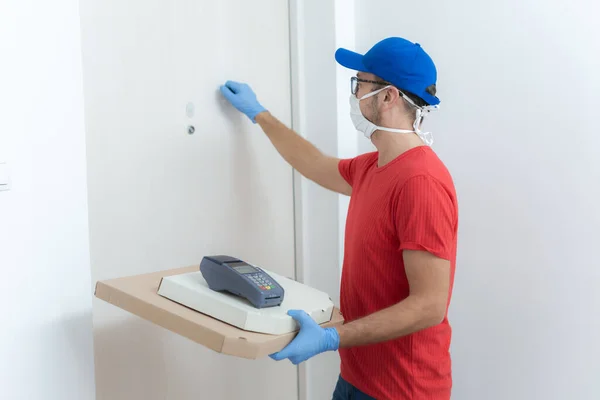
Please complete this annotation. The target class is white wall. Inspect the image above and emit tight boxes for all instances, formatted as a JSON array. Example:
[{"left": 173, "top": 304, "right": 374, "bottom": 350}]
[
  {"left": 79, "top": 1, "right": 298, "bottom": 399},
  {"left": 354, "top": 0, "right": 600, "bottom": 399},
  {"left": 0, "top": 1, "right": 96, "bottom": 399}
]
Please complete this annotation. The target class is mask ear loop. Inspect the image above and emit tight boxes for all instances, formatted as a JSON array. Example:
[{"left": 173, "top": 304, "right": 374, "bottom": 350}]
[
  {"left": 363, "top": 86, "right": 438, "bottom": 145},
  {"left": 414, "top": 106, "right": 438, "bottom": 146},
  {"left": 358, "top": 85, "right": 393, "bottom": 101},
  {"left": 398, "top": 89, "right": 439, "bottom": 145}
]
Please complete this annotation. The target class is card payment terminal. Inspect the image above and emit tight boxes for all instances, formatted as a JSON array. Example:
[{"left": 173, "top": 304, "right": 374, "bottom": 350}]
[{"left": 200, "top": 255, "right": 284, "bottom": 308}]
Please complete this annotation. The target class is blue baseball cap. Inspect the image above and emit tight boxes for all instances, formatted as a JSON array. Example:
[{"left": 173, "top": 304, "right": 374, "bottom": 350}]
[{"left": 335, "top": 37, "right": 440, "bottom": 106}]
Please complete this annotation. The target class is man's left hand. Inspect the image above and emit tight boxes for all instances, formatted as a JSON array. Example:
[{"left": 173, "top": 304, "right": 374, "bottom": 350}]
[{"left": 269, "top": 310, "right": 340, "bottom": 365}]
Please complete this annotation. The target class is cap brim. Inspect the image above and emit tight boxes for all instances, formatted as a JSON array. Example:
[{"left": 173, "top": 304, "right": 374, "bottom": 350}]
[
  {"left": 421, "top": 92, "right": 441, "bottom": 106},
  {"left": 335, "top": 48, "right": 367, "bottom": 72}
]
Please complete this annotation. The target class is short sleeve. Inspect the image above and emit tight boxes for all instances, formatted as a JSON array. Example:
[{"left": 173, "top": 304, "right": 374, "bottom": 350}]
[
  {"left": 338, "top": 152, "right": 377, "bottom": 187},
  {"left": 338, "top": 157, "right": 358, "bottom": 186},
  {"left": 395, "top": 175, "right": 457, "bottom": 260}
]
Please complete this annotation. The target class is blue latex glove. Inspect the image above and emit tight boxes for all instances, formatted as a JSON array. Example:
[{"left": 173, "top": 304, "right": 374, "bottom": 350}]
[
  {"left": 269, "top": 310, "right": 340, "bottom": 365},
  {"left": 219, "top": 80, "right": 267, "bottom": 123}
]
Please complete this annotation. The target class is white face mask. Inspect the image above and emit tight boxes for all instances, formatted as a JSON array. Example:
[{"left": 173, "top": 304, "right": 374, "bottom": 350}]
[{"left": 349, "top": 85, "right": 438, "bottom": 146}]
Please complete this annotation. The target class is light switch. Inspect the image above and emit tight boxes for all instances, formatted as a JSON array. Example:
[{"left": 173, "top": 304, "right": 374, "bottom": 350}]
[{"left": 0, "top": 162, "right": 10, "bottom": 191}]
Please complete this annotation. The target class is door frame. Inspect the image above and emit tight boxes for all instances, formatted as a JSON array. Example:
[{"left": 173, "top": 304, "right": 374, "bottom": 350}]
[{"left": 288, "top": 1, "right": 358, "bottom": 399}]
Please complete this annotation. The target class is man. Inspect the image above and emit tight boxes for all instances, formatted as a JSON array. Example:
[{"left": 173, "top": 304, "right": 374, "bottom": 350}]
[{"left": 220, "top": 37, "right": 457, "bottom": 400}]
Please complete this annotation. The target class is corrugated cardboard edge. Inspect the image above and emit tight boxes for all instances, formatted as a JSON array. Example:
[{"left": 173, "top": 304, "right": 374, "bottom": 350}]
[
  {"left": 220, "top": 308, "right": 344, "bottom": 359},
  {"left": 222, "top": 307, "right": 344, "bottom": 359},
  {"left": 94, "top": 273, "right": 344, "bottom": 360}
]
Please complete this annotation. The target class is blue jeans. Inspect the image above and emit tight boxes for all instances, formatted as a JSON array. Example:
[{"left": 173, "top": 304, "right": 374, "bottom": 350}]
[{"left": 332, "top": 375, "right": 376, "bottom": 400}]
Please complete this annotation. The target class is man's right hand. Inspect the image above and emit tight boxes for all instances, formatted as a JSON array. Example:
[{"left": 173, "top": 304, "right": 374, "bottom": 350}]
[
  {"left": 219, "top": 80, "right": 352, "bottom": 196},
  {"left": 220, "top": 81, "right": 267, "bottom": 123}
]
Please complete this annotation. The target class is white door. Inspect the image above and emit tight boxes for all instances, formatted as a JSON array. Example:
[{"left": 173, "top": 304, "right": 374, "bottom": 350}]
[{"left": 79, "top": 1, "right": 296, "bottom": 399}]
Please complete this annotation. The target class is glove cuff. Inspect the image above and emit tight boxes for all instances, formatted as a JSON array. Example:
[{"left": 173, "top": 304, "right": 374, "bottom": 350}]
[
  {"left": 323, "top": 327, "right": 340, "bottom": 352},
  {"left": 250, "top": 106, "right": 268, "bottom": 123}
]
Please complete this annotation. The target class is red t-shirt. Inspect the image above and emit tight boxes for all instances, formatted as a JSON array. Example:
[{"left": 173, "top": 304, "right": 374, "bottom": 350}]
[{"left": 337, "top": 146, "right": 458, "bottom": 400}]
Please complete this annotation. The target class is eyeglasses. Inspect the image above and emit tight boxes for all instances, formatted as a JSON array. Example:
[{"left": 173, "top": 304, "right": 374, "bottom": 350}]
[{"left": 351, "top": 76, "right": 391, "bottom": 95}]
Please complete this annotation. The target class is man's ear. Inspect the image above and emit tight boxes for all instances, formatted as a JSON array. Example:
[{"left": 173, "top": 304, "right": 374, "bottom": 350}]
[{"left": 383, "top": 87, "right": 400, "bottom": 109}]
